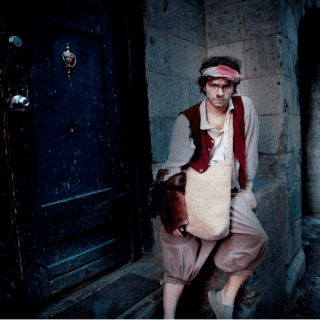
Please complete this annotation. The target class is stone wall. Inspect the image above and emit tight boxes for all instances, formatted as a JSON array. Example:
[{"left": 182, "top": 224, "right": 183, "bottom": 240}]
[
  {"left": 298, "top": 5, "right": 320, "bottom": 217},
  {"left": 144, "top": 0, "right": 206, "bottom": 259},
  {"left": 143, "top": 0, "right": 320, "bottom": 317},
  {"left": 205, "top": 0, "right": 306, "bottom": 314}
]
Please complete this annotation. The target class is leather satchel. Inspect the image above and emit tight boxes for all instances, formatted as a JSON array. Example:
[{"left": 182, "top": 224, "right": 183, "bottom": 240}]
[{"left": 150, "top": 170, "right": 188, "bottom": 233}]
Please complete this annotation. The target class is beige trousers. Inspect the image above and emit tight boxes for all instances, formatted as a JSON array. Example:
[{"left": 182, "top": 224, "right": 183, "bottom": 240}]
[{"left": 160, "top": 193, "right": 268, "bottom": 285}]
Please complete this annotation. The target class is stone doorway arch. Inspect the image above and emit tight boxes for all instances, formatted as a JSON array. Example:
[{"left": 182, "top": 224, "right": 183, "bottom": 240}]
[{"left": 298, "top": 5, "right": 320, "bottom": 217}]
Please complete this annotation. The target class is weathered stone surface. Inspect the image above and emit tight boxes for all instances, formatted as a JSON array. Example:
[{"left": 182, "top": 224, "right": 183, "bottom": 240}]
[
  {"left": 169, "top": 35, "right": 205, "bottom": 80},
  {"left": 288, "top": 185, "right": 302, "bottom": 226},
  {"left": 305, "top": 122, "right": 320, "bottom": 159},
  {"left": 307, "top": 98, "right": 320, "bottom": 119},
  {"left": 149, "top": 118, "right": 168, "bottom": 163},
  {"left": 243, "top": 0, "right": 281, "bottom": 39},
  {"left": 207, "top": 41, "right": 246, "bottom": 77},
  {"left": 286, "top": 249, "right": 306, "bottom": 302},
  {"left": 184, "top": 0, "right": 205, "bottom": 10},
  {"left": 306, "top": 182, "right": 320, "bottom": 213},
  {"left": 291, "top": 78, "right": 300, "bottom": 115},
  {"left": 147, "top": 72, "right": 189, "bottom": 118},
  {"left": 189, "top": 80, "right": 204, "bottom": 106},
  {"left": 280, "top": 0, "right": 288, "bottom": 40},
  {"left": 311, "top": 76, "right": 320, "bottom": 100},
  {"left": 287, "top": 218, "right": 302, "bottom": 265},
  {"left": 278, "top": 35, "right": 298, "bottom": 80},
  {"left": 145, "top": 0, "right": 205, "bottom": 46},
  {"left": 285, "top": 115, "right": 301, "bottom": 153},
  {"left": 145, "top": 27, "right": 170, "bottom": 75},
  {"left": 234, "top": 179, "right": 288, "bottom": 319},
  {"left": 286, "top": 2, "right": 298, "bottom": 45},
  {"left": 205, "top": 0, "right": 240, "bottom": 11},
  {"left": 166, "top": 118, "right": 177, "bottom": 144},
  {"left": 279, "top": 75, "right": 294, "bottom": 113},
  {"left": 206, "top": 4, "right": 245, "bottom": 47},
  {"left": 286, "top": 150, "right": 302, "bottom": 187},
  {"left": 258, "top": 115, "right": 285, "bottom": 154},
  {"left": 290, "top": 0, "right": 304, "bottom": 28},
  {"left": 237, "top": 75, "right": 283, "bottom": 115},
  {"left": 117, "top": 287, "right": 163, "bottom": 319},
  {"left": 255, "top": 154, "right": 287, "bottom": 180},
  {"left": 306, "top": 154, "right": 320, "bottom": 175},
  {"left": 245, "top": 34, "right": 280, "bottom": 78}
]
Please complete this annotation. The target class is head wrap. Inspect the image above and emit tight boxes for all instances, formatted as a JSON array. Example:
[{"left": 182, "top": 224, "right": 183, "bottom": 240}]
[{"left": 201, "top": 65, "right": 242, "bottom": 83}]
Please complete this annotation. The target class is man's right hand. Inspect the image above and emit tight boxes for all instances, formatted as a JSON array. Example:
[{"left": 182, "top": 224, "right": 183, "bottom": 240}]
[{"left": 172, "top": 226, "right": 186, "bottom": 237}]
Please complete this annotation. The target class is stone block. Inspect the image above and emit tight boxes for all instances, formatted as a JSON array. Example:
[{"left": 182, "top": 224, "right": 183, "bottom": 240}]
[
  {"left": 285, "top": 115, "right": 301, "bottom": 153},
  {"left": 306, "top": 182, "right": 320, "bottom": 213},
  {"left": 278, "top": 35, "right": 298, "bottom": 80},
  {"left": 259, "top": 115, "right": 285, "bottom": 154},
  {"left": 287, "top": 218, "right": 302, "bottom": 264},
  {"left": 311, "top": 76, "right": 320, "bottom": 100},
  {"left": 280, "top": 0, "right": 288, "bottom": 39},
  {"left": 307, "top": 98, "right": 320, "bottom": 120},
  {"left": 306, "top": 155, "right": 320, "bottom": 176},
  {"left": 235, "top": 179, "right": 288, "bottom": 318},
  {"left": 291, "top": 0, "right": 304, "bottom": 28},
  {"left": 288, "top": 185, "right": 302, "bottom": 226},
  {"left": 255, "top": 154, "right": 287, "bottom": 180},
  {"left": 291, "top": 79, "right": 300, "bottom": 115},
  {"left": 286, "top": 2, "right": 298, "bottom": 45},
  {"left": 184, "top": 0, "right": 205, "bottom": 10},
  {"left": 205, "top": 0, "right": 241, "bottom": 12},
  {"left": 286, "top": 150, "right": 302, "bottom": 187},
  {"left": 245, "top": 34, "right": 280, "bottom": 78},
  {"left": 205, "top": 0, "right": 240, "bottom": 11},
  {"left": 149, "top": 118, "right": 168, "bottom": 163},
  {"left": 207, "top": 41, "right": 246, "bottom": 77},
  {"left": 165, "top": 118, "right": 177, "bottom": 150},
  {"left": 237, "top": 75, "right": 283, "bottom": 116},
  {"left": 147, "top": 72, "right": 189, "bottom": 118},
  {"left": 243, "top": 0, "right": 281, "bottom": 39},
  {"left": 280, "top": 75, "right": 293, "bottom": 114},
  {"left": 168, "top": 35, "right": 206, "bottom": 80},
  {"left": 145, "top": 0, "right": 205, "bottom": 46},
  {"left": 146, "top": 27, "right": 170, "bottom": 75},
  {"left": 189, "top": 80, "right": 204, "bottom": 106},
  {"left": 286, "top": 249, "right": 306, "bottom": 301},
  {"left": 206, "top": 4, "right": 245, "bottom": 47}
]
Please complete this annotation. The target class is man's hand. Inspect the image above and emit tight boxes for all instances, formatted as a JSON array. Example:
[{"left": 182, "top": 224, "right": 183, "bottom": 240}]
[
  {"left": 240, "top": 190, "right": 258, "bottom": 211},
  {"left": 172, "top": 225, "right": 186, "bottom": 237}
]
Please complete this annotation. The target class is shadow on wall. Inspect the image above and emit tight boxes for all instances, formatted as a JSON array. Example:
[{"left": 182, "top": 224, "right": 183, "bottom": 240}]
[{"left": 298, "top": 5, "right": 320, "bottom": 217}]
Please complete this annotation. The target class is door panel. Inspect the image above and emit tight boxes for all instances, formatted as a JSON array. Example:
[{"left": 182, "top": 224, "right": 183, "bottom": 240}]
[{"left": 5, "top": 1, "right": 132, "bottom": 298}]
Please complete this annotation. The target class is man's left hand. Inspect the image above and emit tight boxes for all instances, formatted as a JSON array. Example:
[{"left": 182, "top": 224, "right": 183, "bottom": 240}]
[{"left": 240, "top": 190, "right": 258, "bottom": 211}]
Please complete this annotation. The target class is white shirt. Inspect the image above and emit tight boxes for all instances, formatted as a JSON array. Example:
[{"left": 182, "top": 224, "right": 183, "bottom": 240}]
[{"left": 162, "top": 96, "right": 259, "bottom": 193}]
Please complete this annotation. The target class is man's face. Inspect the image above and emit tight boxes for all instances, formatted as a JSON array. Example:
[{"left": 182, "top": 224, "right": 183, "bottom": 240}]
[{"left": 203, "top": 77, "right": 234, "bottom": 109}]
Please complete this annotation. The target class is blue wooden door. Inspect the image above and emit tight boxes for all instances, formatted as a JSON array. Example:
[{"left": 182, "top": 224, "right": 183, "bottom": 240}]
[{"left": 5, "top": 1, "right": 134, "bottom": 300}]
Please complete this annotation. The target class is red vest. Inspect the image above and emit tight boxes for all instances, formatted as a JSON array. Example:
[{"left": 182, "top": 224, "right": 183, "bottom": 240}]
[{"left": 180, "top": 96, "right": 246, "bottom": 189}]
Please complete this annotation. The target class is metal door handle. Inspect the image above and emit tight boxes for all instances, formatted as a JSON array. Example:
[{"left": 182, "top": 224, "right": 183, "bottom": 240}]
[
  {"left": 8, "top": 36, "right": 22, "bottom": 47},
  {"left": 10, "top": 95, "right": 29, "bottom": 112}
]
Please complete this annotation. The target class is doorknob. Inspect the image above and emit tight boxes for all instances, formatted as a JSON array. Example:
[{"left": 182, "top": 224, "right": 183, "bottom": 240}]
[
  {"left": 10, "top": 95, "right": 29, "bottom": 112},
  {"left": 8, "top": 36, "right": 22, "bottom": 47}
]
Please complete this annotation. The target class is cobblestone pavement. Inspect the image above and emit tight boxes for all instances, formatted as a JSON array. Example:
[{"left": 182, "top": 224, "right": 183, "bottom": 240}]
[{"left": 282, "top": 215, "right": 320, "bottom": 319}]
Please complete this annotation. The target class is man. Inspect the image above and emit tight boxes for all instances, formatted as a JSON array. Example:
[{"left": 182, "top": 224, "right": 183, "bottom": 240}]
[{"left": 156, "top": 56, "right": 268, "bottom": 319}]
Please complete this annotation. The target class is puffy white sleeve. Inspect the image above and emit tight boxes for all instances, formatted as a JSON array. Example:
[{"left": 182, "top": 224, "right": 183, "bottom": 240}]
[
  {"left": 242, "top": 96, "right": 259, "bottom": 192},
  {"left": 162, "top": 114, "right": 196, "bottom": 180}
]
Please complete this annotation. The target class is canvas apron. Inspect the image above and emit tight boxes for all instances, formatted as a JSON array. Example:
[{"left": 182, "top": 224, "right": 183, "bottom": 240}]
[{"left": 185, "top": 113, "right": 234, "bottom": 240}]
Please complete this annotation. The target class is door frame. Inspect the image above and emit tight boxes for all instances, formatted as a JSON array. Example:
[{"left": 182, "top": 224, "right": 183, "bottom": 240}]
[{"left": 1, "top": 0, "right": 153, "bottom": 305}]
